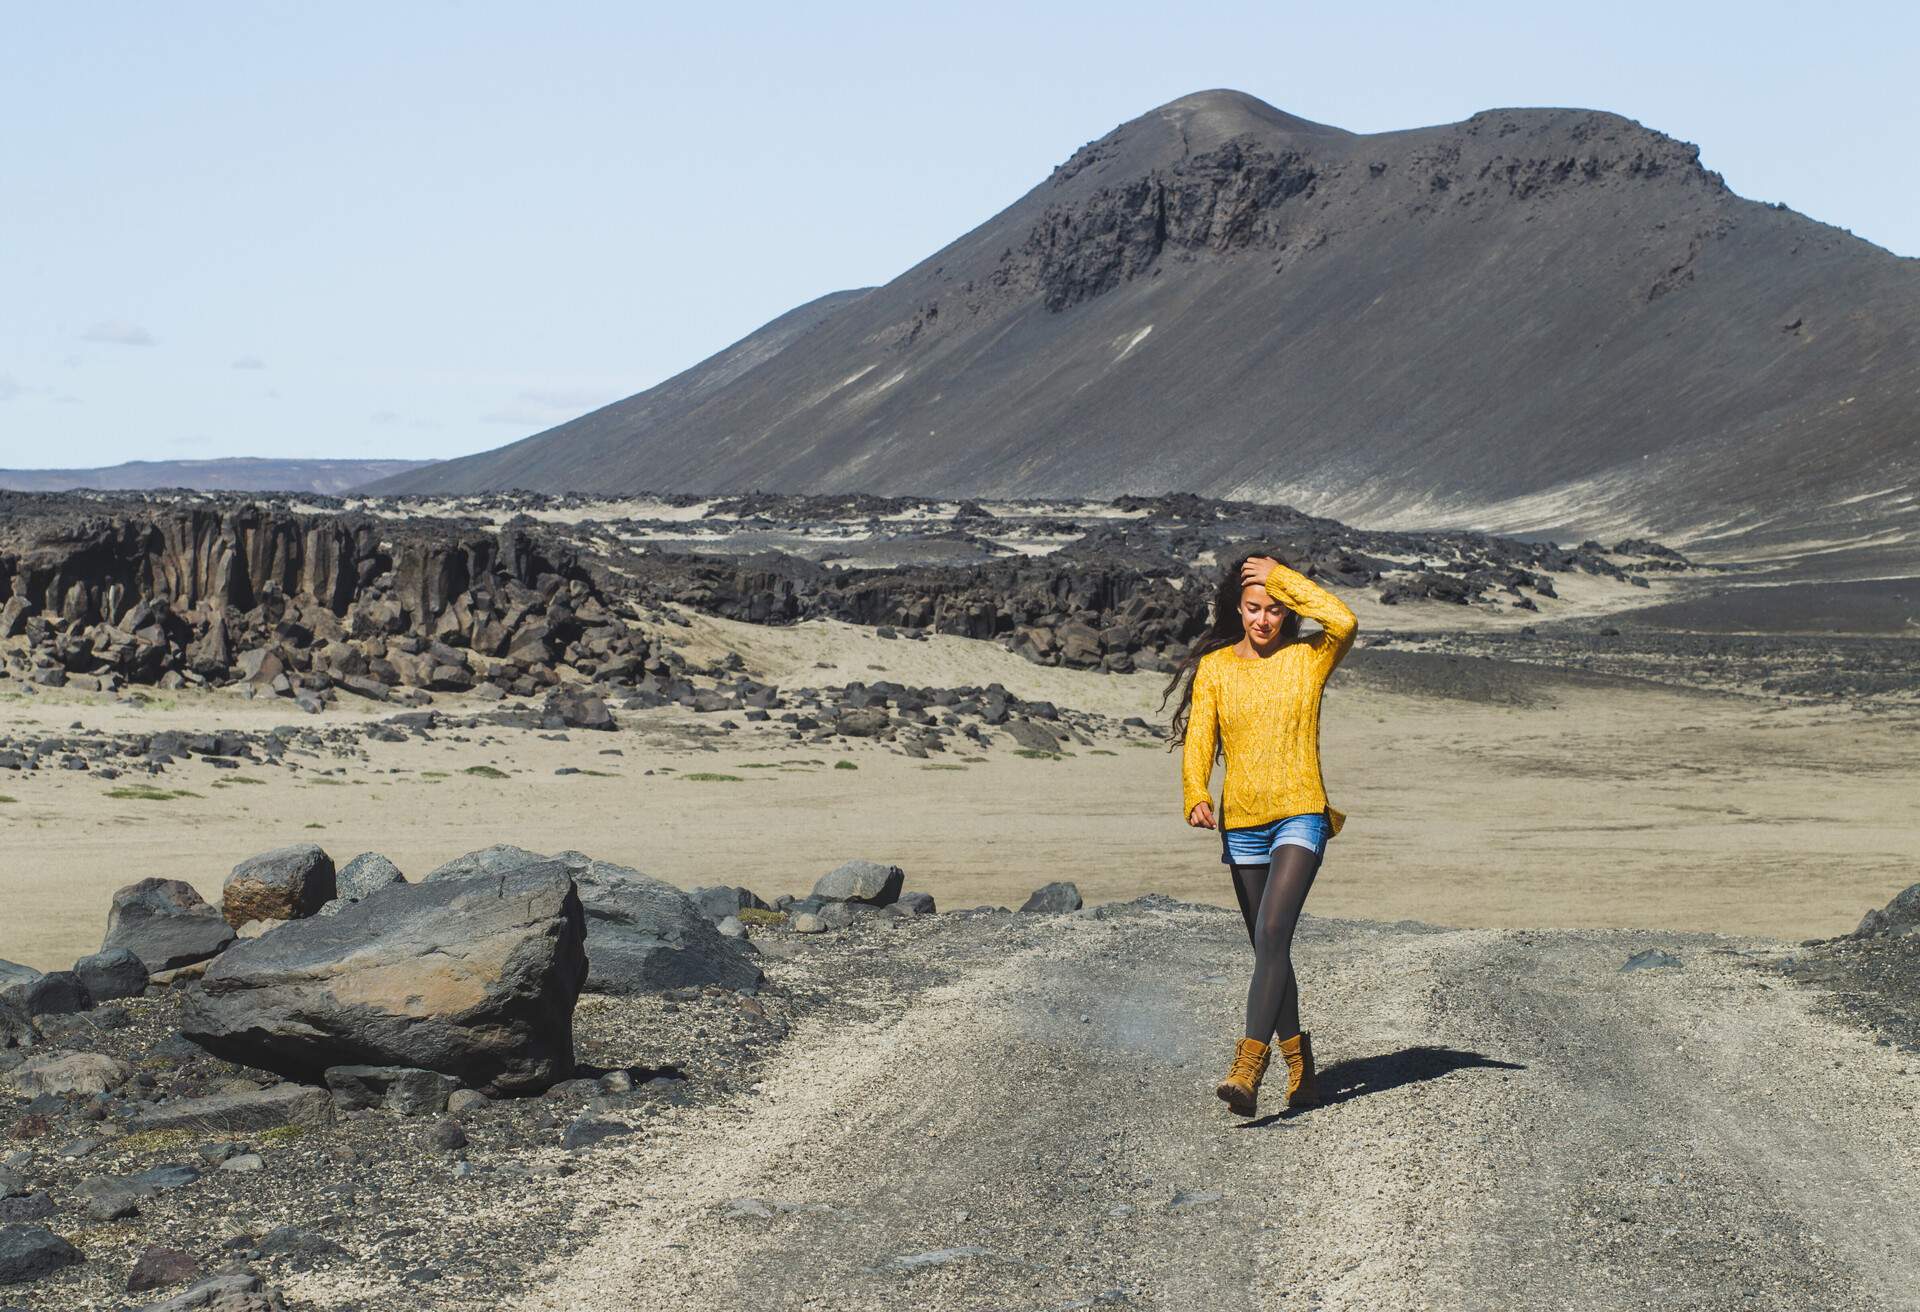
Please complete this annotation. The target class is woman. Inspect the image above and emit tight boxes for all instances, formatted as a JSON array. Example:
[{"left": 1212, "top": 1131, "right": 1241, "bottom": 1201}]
[{"left": 1163, "top": 551, "right": 1357, "bottom": 1116}]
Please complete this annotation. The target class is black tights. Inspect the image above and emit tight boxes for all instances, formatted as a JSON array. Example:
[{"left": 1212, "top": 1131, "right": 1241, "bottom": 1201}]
[{"left": 1229, "top": 844, "right": 1323, "bottom": 1043}]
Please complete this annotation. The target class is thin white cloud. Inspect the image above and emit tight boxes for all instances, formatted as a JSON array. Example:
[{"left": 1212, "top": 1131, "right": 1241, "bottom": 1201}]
[
  {"left": 480, "top": 386, "right": 615, "bottom": 426},
  {"left": 82, "top": 320, "right": 156, "bottom": 346},
  {"left": 232, "top": 355, "right": 266, "bottom": 370},
  {"left": 370, "top": 410, "right": 439, "bottom": 430}
]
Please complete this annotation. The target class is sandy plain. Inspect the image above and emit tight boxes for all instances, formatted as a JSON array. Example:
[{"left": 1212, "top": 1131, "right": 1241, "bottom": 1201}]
[{"left": 3, "top": 610, "right": 1915, "bottom": 972}]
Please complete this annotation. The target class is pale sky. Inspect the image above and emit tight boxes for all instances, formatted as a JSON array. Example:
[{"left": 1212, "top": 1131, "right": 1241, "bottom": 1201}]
[{"left": 2, "top": 1, "right": 1913, "bottom": 470}]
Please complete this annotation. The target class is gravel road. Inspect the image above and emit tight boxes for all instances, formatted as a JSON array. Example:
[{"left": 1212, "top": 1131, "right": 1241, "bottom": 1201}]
[{"left": 514, "top": 901, "right": 1920, "bottom": 1311}]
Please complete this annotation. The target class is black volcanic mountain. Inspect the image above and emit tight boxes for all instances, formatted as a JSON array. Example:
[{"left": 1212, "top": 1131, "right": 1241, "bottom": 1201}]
[
  {"left": 371, "top": 90, "right": 1918, "bottom": 570},
  {"left": 2, "top": 457, "right": 434, "bottom": 495}
]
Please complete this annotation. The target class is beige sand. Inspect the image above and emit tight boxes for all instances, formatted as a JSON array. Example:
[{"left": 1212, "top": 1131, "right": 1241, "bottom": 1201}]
[{"left": 2, "top": 614, "right": 1914, "bottom": 970}]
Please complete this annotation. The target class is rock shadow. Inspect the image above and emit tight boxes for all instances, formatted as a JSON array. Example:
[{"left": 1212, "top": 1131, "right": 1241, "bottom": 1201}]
[{"left": 1236, "top": 1045, "right": 1526, "bottom": 1129}]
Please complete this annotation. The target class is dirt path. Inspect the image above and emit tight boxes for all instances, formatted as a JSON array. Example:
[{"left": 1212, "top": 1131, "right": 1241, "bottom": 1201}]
[{"left": 508, "top": 904, "right": 1920, "bottom": 1311}]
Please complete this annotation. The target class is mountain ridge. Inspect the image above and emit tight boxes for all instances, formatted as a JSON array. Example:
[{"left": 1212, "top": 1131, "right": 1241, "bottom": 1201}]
[{"left": 366, "top": 90, "right": 1919, "bottom": 574}]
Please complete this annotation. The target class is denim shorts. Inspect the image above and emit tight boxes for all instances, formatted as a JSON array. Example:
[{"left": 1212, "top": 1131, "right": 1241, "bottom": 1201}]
[{"left": 1220, "top": 811, "right": 1332, "bottom": 866}]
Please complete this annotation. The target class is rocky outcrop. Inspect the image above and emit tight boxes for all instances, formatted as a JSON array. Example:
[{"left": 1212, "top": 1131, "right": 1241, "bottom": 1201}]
[
  {"left": 1854, "top": 882, "right": 1920, "bottom": 939},
  {"left": 0, "top": 496, "right": 655, "bottom": 701},
  {"left": 1011, "top": 140, "right": 1320, "bottom": 312},
  {"left": 180, "top": 863, "right": 588, "bottom": 1095}
]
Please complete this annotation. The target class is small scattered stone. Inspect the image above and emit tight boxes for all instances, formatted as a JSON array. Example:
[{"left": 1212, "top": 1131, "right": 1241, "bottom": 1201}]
[
  {"left": 219, "top": 1154, "right": 264, "bottom": 1174},
  {"left": 561, "top": 1116, "right": 633, "bottom": 1152},
  {"left": 131, "top": 1085, "right": 333, "bottom": 1135},
  {"left": 2, "top": 1051, "right": 130, "bottom": 1098},
  {"left": 1621, "top": 949, "right": 1683, "bottom": 972},
  {"left": 445, "top": 1089, "right": 489, "bottom": 1115},
  {"left": 1166, "top": 1188, "right": 1224, "bottom": 1210},
  {"left": 0, "top": 1223, "right": 81, "bottom": 1285},
  {"left": 87, "top": 1192, "right": 139, "bottom": 1222},
  {"left": 127, "top": 1245, "right": 200, "bottom": 1293},
  {"left": 255, "top": 1225, "right": 348, "bottom": 1268},
  {"left": 425, "top": 1119, "right": 468, "bottom": 1153},
  {"left": 791, "top": 913, "right": 826, "bottom": 934}
]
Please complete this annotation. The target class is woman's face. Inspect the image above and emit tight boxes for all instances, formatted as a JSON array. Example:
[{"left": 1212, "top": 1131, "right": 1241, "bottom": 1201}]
[{"left": 1239, "top": 584, "right": 1290, "bottom": 646}]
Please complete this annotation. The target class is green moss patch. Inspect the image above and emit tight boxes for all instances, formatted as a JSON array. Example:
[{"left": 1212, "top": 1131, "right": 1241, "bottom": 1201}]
[
  {"left": 106, "top": 785, "right": 200, "bottom": 802},
  {"left": 682, "top": 772, "right": 743, "bottom": 782},
  {"left": 462, "top": 765, "right": 510, "bottom": 779}
]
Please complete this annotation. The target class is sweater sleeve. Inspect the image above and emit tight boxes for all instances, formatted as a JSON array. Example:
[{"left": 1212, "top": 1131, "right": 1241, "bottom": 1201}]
[
  {"left": 1180, "top": 658, "right": 1219, "bottom": 820},
  {"left": 1265, "top": 562, "right": 1358, "bottom": 675}
]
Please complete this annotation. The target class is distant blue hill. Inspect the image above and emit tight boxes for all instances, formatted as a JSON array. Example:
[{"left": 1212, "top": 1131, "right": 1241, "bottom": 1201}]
[{"left": 0, "top": 457, "right": 436, "bottom": 495}]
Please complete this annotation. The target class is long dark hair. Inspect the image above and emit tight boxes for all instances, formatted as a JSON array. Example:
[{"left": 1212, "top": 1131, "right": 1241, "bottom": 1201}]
[{"left": 1161, "top": 549, "right": 1304, "bottom": 744}]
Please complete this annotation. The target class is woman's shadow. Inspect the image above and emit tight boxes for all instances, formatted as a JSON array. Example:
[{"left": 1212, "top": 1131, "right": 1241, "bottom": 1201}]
[{"left": 1236, "top": 1045, "right": 1525, "bottom": 1129}]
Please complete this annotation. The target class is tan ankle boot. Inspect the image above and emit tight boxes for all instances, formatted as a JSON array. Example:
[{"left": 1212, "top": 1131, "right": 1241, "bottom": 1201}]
[
  {"left": 1215, "top": 1037, "right": 1270, "bottom": 1116},
  {"left": 1278, "top": 1031, "right": 1317, "bottom": 1107}
]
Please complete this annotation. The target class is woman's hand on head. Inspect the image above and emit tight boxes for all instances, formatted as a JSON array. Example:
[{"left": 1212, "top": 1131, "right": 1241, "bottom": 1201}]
[
  {"left": 1187, "top": 800, "right": 1216, "bottom": 829},
  {"left": 1240, "top": 556, "right": 1282, "bottom": 589}
]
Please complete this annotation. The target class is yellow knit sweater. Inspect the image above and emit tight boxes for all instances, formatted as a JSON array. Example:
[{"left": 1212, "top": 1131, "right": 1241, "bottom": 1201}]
[{"left": 1180, "top": 563, "right": 1359, "bottom": 833}]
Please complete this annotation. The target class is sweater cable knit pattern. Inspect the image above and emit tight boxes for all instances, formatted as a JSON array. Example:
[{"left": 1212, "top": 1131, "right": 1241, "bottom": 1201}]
[{"left": 1180, "top": 563, "right": 1359, "bottom": 833}]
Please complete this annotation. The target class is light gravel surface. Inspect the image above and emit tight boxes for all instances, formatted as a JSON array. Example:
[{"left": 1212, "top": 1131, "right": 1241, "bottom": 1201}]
[{"left": 506, "top": 901, "right": 1920, "bottom": 1311}]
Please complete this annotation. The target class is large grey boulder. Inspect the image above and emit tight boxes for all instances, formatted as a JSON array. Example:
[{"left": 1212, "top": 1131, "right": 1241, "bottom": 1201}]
[
  {"left": 335, "top": 853, "right": 406, "bottom": 902},
  {"left": 0, "top": 1223, "right": 82, "bottom": 1285},
  {"left": 179, "top": 863, "right": 587, "bottom": 1095},
  {"left": 0, "top": 962, "right": 36, "bottom": 992},
  {"left": 810, "top": 860, "right": 904, "bottom": 907},
  {"left": 221, "top": 845, "right": 336, "bottom": 929},
  {"left": 543, "top": 686, "right": 615, "bottom": 731},
  {"left": 426, "top": 847, "right": 763, "bottom": 994},
  {"left": 73, "top": 948, "right": 148, "bottom": 1003},
  {"left": 1019, "top": 881, "right": 1084, "bottom": 914},
  {"left": 421, "top": 844, "right": 546, "bottom": 882},
  {"left": 567, "top": 854, "right": 763, "bottom": 995},
  {"left": 102, "top": 880, "right": 236, "bottom": 974},
  {"left": 1855, "top": 882, "right": 1920, "bottom": 938},
  {"left": 1, "top": 970, "right": 92, "bottom": 1017},
  {"left": 687, "top": 885, "right": 768, "bottom": 923}
]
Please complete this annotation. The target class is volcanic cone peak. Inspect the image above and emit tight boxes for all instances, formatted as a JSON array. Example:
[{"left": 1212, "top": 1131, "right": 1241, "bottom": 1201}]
[
  {"left": 366, "top": 90, "right": 1918, "bottom": 575},
  {"left": 1006, "top": 93, "right": 1726, "bottom": 314}
]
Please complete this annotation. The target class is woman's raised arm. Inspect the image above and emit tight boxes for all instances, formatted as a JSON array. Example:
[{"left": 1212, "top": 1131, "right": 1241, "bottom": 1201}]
[{"left": 1262, "top": 560, "right": 1357, "bottom": 673}]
